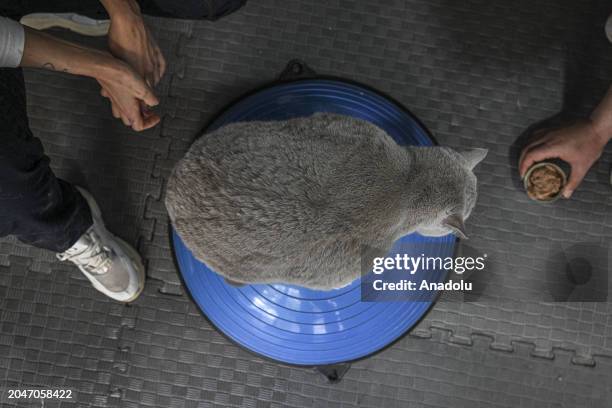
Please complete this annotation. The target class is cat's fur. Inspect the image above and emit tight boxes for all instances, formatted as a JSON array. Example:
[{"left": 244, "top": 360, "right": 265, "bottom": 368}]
[{"left": 166, "top": 113, "right": 487, "bottom": 290}]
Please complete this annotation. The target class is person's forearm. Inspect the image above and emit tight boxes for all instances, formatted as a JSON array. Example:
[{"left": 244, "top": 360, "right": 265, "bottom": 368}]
[
  {"left": 590, "top": 86, "right": 612, "bottom": 146},
  {"left": 20, "top": 27, "right": 115, "bottom": 79}
]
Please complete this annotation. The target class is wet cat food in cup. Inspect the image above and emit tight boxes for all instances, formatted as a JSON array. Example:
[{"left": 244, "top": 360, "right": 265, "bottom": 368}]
[{"left": 524, "top": 162, "right": 567, "bottom": 203}]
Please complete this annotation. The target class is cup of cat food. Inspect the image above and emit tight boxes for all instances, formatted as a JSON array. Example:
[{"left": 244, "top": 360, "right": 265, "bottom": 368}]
[{"left": 523, "top": 162, "right": 567, "bottom": 203}]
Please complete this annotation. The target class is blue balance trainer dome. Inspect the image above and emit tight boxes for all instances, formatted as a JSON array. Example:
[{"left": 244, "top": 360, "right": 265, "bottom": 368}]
[{"left": 172, "top": 77, "right": 455, "bottom": 366}]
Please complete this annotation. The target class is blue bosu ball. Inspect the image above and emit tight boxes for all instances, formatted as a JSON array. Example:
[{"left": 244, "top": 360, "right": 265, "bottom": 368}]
[{"left": 172, "top": 78, "right": 455, "bottom": 366}]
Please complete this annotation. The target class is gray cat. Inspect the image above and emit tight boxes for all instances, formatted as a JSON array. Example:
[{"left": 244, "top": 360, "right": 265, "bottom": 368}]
[{"left": 166, "top": 113, "right": 487, "bottom": 290}]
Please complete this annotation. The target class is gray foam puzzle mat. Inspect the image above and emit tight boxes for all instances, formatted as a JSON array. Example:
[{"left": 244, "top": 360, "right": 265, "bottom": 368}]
[{"left": 1, "top": 0, "right": 612, "bottom": 406}]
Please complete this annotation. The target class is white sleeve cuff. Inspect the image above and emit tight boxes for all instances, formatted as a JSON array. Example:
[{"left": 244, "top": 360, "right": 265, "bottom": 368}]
[{"left": 0, "top": 17, "right": 25, "bottom": 68}]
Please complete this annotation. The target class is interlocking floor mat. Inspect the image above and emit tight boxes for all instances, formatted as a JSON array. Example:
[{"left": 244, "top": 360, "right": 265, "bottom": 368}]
[{"left": 1, "top": 0, "right": 612, "bottom": 406}]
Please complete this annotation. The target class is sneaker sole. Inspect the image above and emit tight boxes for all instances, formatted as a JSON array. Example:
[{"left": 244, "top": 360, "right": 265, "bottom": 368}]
[
  {"left": 76, "top": 186, "right": 146, "bottom": 303},
  {"left": 112, "top": 236, "right": 146, "bottom": 303},
  {"left": 20, "top": 13, "right": 110, "bottom": 36}
]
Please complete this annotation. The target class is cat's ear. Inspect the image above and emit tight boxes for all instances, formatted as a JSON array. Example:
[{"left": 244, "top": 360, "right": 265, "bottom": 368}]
[
  {"left": 443, "top": 214, "right": 468, "bottom": 239},
  {"left": 459, "top": 148, "right": 488, "bottom": 170}
]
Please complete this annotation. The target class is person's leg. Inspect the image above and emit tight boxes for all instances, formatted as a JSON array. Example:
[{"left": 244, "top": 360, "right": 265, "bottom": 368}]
[
  {"left": 139, "top": 0, "right": 248, "bottom": 20},
  {"left": 0, "top": 68, "right": 92, "bottom": 252},
  {"left": 0, "top": 1, "right": 107, "bottom": 21},
  {"left": 0, "top": 67, "right": 145, "bottom": 302}
]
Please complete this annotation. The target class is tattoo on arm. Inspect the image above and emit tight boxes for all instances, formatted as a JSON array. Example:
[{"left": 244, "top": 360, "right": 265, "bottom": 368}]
[{"left": 42, "top": 62, "right": 69, "bottom": 73}]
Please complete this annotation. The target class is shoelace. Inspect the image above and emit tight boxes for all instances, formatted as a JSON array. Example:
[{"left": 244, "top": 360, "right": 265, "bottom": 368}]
[{"left": 57, "top": 230, "right": 113, "bottom": 274}]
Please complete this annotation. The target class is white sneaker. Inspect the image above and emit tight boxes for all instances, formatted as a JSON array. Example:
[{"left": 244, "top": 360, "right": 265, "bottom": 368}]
[
  {"left": 57, "top": 187, "right": 145, "bottom": 303},
  {"left": 607, "top": 14, "right": 612, "bottom": 44},
  {"left": 20, "top": 13, "right": 110, "bottom": 36}
]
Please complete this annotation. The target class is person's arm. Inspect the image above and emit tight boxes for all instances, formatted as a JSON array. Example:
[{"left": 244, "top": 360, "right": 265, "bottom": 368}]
[
  {"left": 99, "top": 0, "right": 166, "bottom": 86},
  {"left": 20, "top": 26, "right": 160, "bottom": 131},
  {"left": 519, "top": 86, "right": 612, "bottom": 198},
  {"left": 22, "top": 26, "right": 116, "bottom": 77},
  {"left": 590, "top": 87, "right": 612, "bottom": 143}
]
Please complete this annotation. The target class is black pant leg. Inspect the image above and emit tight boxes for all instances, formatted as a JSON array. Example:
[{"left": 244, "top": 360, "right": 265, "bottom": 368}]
[
  {"left": 2, "top": 0, "right": 247, "bottom": 20},
  {"left": 0, "top": 68, "right": 92, "bottom": 252},
  {"left": 0, "top": 1, "right": 107, "bottom": 20},
  {"left": 140, "top": 0, "right": 248, "bottom": 20}
]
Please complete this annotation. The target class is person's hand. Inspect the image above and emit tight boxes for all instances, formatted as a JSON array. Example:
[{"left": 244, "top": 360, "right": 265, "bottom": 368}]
[
  {"left": 518, "top": 121, "right": 608, "bottom": 198},
  {"left": 97, "top": 59, "right": 161, "bottom": 131},
  {"left": 98, "top": 0, "right": 165, "bottom": 130},
  {"left": 19, "top": 24, "right": 160, "bottom": 132},
  {"left": 106, "top": 0, "right": 166, "bottom": 87}
]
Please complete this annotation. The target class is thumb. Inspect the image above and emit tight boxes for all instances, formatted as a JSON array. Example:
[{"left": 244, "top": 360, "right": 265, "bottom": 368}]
[{"left": 562, "top": 165, "right": 588, "bottom": 199}]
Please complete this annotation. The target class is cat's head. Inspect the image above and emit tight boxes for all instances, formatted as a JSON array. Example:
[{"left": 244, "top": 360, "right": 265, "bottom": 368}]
[{"left": 414, "top": 147, "right": 487, "bottom": 239}]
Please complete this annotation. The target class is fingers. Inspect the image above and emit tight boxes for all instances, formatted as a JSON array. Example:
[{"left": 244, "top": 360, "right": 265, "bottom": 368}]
[
  {"left": 148, "top": 56, "right": 164, "bottom": 87},
  {"left": 519, "top": 142, "right": 561, "bottom": 177},
  {"left": 155, "top": 47, "right": 166, "bottom": 84},
  {"left": 98, "top": 64, "right": 161, "bottom": 131},
  {"left": 114, "top": 63, "right": 160, "bottom": 107},
  {"left": 145, "top": 61, "right": 156, "bottom": 89},
  {"left": 101, "top": 87, "right": 159, "bottom": 132},
  {"left": 132, "top": 70, "right": 158, "bottom": 105},
  {"left": 130, "top": 113, "right": 159, "bottom": 131},
  {"left": 101, "top": 87, "right": 122, "bottom": 119},
  {"left": 121, "top": 115, "right": 132, "bottom": 127},
  {"left": 149, "top": 54, "right": 159, "bottom": 88},
  {"left": 151, "top": 63, "right": 159, "bottom": 87},
  {"left": 138, "top": 83, "right": 159, "bottom": 108},
  {"left": 142, "top": 111, "right": 161, "bottom": 130},
  {"left": 112, "top": 104, "right": 121, "bottom": 119},
  {"left": 142, "top": 48, "right": 165, "bottom": 87},
  {"left": 519, "top": 134, "right": 553, "bottom": 164},
  {"left": 126, "top": 101, "right": 161, "bottom": 132},
  {"left": 518, "top": 134, "right": 555, "bottom": 176},
  {"left": 101, "top": 86, "right": 125, "bottom": 121},
  {"left": 562, "top": 165, "right": 588, "bottom": 199},
  {"left": 123, "top": 98, "right": 145, "bottom": 131}
]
